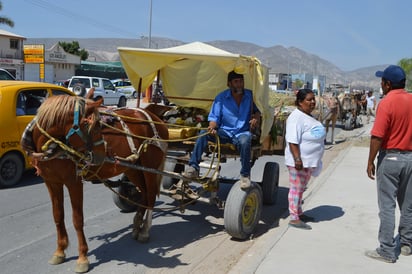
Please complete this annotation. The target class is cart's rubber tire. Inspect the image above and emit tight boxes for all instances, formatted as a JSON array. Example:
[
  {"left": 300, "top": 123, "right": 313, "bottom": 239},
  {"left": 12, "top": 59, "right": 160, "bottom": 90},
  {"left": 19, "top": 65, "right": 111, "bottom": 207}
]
[
  {"left": 355, "top": 116, "right": 362, "bottom": 128},
  {"left": 72, "top": 84, "right": 86, "bottom": 96},
  {"left": 112, "top": 176, "right": 139, "bottom": 212},
  {"left": 161, "top": 162, "right": 184, "bottom": 190},
  {"left": 224, "top": 182, "right": 262, "bottom": 240},
  {"left": 118, "top": 96, "right": 127, "bottom": 107},
  {"left": 344, "top": 113, "right": 353, "bottom": 130},
  {"left": 261, "top": 162, "right": 279, "bottom": 205}
]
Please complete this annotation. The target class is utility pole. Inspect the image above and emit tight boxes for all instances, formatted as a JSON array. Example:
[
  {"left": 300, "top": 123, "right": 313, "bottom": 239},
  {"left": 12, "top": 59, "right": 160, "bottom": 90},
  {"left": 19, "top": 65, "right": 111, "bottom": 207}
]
[{"left": 148, "top": 0, "right": 153, "bottom": 48}]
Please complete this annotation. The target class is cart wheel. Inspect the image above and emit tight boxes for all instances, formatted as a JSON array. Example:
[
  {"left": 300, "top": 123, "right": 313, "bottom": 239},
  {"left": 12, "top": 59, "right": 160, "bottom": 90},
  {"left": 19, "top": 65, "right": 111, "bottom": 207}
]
[
  {"left": 162, "top": 162, "right": 184, "bottom": 189},
  {"left": 261, "top": 162, "right": 279, "bottom": 205},
  {"left": 224, "top": 182, "right": 262, "bottom": 240},
  {"left": 344, "top": 113, "right": 353, "bottom": 130},
  {"left": 112, "top": 175, "right": 139, "bottom": 212}
]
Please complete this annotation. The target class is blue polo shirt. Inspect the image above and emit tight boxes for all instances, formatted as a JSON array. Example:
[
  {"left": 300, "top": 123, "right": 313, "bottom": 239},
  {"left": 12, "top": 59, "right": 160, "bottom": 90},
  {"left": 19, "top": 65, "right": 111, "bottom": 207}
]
[{"left": 208, "top": 89, "right": 259, "bottom": 138}]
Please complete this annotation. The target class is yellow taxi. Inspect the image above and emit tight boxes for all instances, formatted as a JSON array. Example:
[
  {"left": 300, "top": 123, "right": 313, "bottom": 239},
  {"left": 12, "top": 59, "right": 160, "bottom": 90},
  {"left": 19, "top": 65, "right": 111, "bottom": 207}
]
[{"left": 0, "top": 81, "right": 75, "bottom": 188}]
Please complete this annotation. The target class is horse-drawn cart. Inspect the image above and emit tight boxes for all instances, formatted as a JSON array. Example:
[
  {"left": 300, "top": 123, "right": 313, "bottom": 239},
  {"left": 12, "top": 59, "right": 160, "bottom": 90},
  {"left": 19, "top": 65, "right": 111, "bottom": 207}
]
[
  {"left": 21, "top": 43, "right": 281, "bottom": 273},
  {"left": 114, "top": 42, "right": 279, "bottom": 240}
]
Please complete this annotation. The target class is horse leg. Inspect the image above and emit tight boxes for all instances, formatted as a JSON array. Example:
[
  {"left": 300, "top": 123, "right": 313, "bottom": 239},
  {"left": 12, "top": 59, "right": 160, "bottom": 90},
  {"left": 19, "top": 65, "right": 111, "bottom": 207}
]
[
  {"left": 126, "top": 170, "right": 147, "bottom": 241},
  {"left": 45, "top": 182, "right": 68, "bottom": 266},
  {"left": 331, "top": 116, "right": 337, "bottom": 145},
  {"left": 324, "top": 119, "right": 330, "bottom": 144},
  {"left": 67, "top": 180, "right": 89, "bottom": 273},
  {"left": 132, "top": 209, "right": 144, "bottom": 241},
  {"left": 128, "top": 169, "right": 159, "bottom": 243},
  {"left": 137, "top": 209, "right": 153, "bottom": 243}
]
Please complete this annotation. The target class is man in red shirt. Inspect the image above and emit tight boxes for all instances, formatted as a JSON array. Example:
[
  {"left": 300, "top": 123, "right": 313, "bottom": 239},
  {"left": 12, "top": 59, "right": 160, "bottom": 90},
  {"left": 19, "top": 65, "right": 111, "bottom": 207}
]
[{"left": 365, "top": 65, "right": 412, "bottom": 263}]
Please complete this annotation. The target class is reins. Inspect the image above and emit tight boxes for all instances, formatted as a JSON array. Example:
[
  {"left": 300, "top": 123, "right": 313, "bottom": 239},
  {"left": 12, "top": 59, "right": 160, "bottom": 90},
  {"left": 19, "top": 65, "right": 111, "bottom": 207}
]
[{"left": 34, "top": 106, "right": 224, "bottom": 212}]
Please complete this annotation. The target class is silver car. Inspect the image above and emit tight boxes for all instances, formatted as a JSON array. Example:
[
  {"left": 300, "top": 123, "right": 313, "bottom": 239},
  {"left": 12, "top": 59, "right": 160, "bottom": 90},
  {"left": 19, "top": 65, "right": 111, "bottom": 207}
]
[{"left": 68, "top": 76, "right": 127, "bottom": 107}]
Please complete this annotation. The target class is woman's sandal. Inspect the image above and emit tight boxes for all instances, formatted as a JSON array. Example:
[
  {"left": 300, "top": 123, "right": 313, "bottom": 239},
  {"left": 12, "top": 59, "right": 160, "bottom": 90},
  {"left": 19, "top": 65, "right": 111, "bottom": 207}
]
[{"left": 288, "top": 220, "right": 312, "bottom": 230}]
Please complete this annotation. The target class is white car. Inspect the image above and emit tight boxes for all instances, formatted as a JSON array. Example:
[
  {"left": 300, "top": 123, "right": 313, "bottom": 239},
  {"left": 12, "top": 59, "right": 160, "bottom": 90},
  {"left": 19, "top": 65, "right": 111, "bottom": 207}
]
[
  {"left": 111, "top": 79, "right": 137, "bottom": 99},
  {"left": 68, "top": 76, "right": 127, "bottom": 107}
]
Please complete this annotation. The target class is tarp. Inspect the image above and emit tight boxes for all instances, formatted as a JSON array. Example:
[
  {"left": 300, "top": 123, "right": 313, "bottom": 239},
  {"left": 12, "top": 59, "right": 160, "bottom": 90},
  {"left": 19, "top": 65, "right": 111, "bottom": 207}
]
[{"left": 118, "top": 41, "right": 273, "bottom": 142}]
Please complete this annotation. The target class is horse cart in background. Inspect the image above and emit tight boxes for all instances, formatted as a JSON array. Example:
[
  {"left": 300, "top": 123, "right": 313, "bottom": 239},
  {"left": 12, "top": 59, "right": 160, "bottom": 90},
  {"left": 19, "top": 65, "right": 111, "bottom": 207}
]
[
  {"left": 114, "top": 42, "right": 279, "bottom": 240},
  {"left": 338, "top": 92, "right": 362, "bottom": 130}
]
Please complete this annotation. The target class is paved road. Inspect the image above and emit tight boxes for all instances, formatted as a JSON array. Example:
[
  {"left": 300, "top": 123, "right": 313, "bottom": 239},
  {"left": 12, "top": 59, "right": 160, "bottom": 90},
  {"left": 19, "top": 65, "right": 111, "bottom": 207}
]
[{"left": 0, "top": 153, "right": 288, "bottom": 274}]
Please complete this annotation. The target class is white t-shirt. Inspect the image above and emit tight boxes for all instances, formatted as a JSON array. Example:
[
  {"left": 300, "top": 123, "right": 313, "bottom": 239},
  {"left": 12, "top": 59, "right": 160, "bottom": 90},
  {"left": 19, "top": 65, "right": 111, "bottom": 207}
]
[
  {"left": 366, "top": 95, "right": 375, "bottom": 108},
  {"left": 284, "top": 109, "right": 326, "bottom": 169}
]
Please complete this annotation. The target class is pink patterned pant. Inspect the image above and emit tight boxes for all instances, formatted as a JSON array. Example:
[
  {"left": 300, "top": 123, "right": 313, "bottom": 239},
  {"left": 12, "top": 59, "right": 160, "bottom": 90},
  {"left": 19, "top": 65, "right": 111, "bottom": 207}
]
[{"left": 287, "top": 166, "right": 313, "bottom": 221}]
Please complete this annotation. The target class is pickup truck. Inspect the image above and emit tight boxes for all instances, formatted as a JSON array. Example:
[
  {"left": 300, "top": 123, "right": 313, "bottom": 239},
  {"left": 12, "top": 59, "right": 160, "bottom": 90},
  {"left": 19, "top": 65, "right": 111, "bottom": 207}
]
[{"left": 67, "top": 76, "right": 127, "bottom": 107}]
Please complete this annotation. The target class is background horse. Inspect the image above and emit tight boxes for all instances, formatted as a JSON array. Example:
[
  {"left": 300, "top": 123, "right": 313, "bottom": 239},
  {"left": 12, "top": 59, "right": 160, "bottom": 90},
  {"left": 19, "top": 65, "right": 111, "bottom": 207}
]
[
  {"left": 22, "top": 95, "right": 168, "bottom": 273},
  {"left": 316, "top": 93, "right": 340, "bottom": 144}
]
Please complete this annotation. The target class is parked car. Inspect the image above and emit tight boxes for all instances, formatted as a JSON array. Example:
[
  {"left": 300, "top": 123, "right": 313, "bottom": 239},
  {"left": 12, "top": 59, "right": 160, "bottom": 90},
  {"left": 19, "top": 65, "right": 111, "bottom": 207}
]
[
  {"left": 111, "top": 79, "right": 137, "bottom": 98},
  {"left": 54, "top": 79, "right": 69, "bottom": 88},
  {"left": 0, "top": 80, "right": 75, "bottom": 188},
  {"left": 67, "top": 76, "right": 127, "bottom": 107},
  {"left": 0, "top": 68, "right": 16, "bottom": 80}
]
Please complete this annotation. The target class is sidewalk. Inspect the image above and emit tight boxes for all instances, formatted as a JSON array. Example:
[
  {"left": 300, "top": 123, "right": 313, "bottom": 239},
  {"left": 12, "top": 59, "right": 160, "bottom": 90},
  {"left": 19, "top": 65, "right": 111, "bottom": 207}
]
[{"left": 230, "top": 145, "right": 412, "bottom": 274}]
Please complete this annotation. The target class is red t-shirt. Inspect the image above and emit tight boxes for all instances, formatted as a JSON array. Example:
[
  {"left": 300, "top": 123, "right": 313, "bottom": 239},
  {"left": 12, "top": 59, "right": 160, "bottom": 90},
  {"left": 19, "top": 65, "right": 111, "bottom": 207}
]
[{"left": 371, "top": 89, "right": 412, "bottom": 150}]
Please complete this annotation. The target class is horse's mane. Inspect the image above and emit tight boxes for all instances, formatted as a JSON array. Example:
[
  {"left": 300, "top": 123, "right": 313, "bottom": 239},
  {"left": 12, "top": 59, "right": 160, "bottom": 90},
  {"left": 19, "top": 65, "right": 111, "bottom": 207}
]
[{"left": 36, "top": 95, "right": 86, "bottom": 130}]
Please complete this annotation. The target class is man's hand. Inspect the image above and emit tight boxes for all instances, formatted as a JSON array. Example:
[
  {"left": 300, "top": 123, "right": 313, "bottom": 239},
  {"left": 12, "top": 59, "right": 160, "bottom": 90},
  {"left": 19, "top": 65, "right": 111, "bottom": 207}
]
[
  {"left": 208, "top": 121, "right": 217, "bottom": 135},
  {"left": 249, "top": 114, "right": 260, "bottom": 129},
  {"left": 367, "top": 161, "right": 375, "bottom": 180}
]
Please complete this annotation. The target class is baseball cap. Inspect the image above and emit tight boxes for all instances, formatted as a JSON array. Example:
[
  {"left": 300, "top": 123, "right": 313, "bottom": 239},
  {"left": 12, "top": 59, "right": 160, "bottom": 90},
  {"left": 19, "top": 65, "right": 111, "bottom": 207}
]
[
  {"left": 375, "top": 65, "right": 406, "bottom": 84},
  {"left": 227, "top": 70, "right": 244, "bottom": 82}
]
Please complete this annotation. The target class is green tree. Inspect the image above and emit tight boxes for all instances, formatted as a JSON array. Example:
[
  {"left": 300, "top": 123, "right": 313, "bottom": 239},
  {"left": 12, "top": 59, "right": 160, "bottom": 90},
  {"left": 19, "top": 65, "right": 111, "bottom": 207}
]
[
  {"left": 58, "top": 41, "right": 89, "bottom": 61},
  {"left": 0, "top": 1, "right": 14, "bottom": 27},
  {"left": 398, "top": 58, "right": 412, "bottom": 91},
  {"left": 292, "top": 79, "right": 304, "bottom": 90}
]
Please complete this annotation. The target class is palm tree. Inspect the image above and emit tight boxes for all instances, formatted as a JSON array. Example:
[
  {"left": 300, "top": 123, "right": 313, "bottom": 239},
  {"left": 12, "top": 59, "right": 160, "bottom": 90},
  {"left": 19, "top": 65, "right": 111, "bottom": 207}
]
[{"left": 0, "top": 1, "right": 14, "bottom": 27}]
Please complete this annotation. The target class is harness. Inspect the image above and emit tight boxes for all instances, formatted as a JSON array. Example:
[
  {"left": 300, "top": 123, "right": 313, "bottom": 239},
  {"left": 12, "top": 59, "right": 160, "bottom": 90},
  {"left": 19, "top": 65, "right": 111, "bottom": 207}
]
[{"left": 99, "top": 108, "right": 167, "bottom": 163}]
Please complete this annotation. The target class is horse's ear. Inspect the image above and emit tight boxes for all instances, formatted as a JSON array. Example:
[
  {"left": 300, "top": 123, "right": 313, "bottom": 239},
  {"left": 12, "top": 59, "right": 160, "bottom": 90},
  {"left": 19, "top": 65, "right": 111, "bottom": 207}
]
[
  {"left": 94, "top": 98, "right": 103, "bottom": 106},
  {"left": 85, "top": 87, "right": 95, "bottom": 100}
]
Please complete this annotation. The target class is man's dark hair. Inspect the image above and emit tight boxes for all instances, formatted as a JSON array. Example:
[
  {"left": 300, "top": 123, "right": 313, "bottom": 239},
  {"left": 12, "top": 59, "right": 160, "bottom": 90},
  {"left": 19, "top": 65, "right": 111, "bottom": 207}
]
[{"left": 383, "top": 78, "right": 406, "bottom": 89}]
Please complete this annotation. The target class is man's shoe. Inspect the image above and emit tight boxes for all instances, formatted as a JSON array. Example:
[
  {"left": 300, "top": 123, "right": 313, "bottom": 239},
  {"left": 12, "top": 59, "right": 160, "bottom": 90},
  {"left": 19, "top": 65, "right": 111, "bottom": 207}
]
[
  {"left": 401, "top": 245, "right": 412, "bottom": 256},
  {"left": 240, "top": 176, "right": 251, "bottom": 189},
  {"left": 184, "top": 166, "right": 199, "bottom": 179},
  {"left": 364, "top": 249, "right": 396, "bottom": 263},
  {"left": 288, "top": 220, "right": 312, "bottom": 230},
  {"left": 299, "top": 214, "right": 315, "bottom": 222}
]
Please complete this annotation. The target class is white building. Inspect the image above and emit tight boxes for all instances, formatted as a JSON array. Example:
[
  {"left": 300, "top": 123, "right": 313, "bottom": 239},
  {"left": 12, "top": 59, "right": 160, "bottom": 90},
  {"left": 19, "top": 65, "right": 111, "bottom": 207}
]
[
  {"left": 0, "top": 29, "right": 25, "bottom": 80},
  {"left": 0, "top": 29, "right": 80, "bottom": 82},
  {"left": 24, "top": 43, "right": 80, "bottom": 83}
]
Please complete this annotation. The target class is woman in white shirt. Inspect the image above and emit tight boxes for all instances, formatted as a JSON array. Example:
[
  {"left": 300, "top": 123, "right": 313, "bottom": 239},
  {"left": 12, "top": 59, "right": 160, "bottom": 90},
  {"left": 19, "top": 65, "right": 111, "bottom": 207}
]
[{"left": 285, "top": 88, "right": 326, "bottom": 230}]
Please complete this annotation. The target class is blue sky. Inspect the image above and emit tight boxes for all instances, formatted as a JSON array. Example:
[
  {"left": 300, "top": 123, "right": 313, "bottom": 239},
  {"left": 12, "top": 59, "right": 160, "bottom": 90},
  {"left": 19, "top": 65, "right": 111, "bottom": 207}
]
[{"left": 1, "top": 0, "right": 411, "bottom": 71}]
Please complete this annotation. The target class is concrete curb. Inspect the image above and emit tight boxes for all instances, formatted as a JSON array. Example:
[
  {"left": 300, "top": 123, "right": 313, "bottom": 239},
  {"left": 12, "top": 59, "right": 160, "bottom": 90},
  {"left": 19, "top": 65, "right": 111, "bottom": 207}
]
[{"left": 228, "top": 141, "right": 354, "bottom": 274}]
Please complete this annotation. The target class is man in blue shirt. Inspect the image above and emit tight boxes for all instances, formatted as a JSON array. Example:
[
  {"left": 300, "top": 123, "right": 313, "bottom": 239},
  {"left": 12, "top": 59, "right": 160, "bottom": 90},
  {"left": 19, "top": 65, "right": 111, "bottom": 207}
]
[{"left": 184, "top": 70, "right": 261, "bottom": 189}]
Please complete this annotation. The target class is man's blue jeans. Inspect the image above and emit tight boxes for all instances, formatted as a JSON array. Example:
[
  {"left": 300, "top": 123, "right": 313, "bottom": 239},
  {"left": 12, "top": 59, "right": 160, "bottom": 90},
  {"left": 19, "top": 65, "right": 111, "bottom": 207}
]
[{"left": 188, "top": 129, "right": 252, "bottom": 177}]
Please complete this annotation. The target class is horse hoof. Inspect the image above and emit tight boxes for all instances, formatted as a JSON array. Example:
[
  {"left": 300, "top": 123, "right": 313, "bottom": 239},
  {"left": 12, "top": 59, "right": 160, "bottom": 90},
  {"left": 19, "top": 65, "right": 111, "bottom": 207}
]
[
  {"left": 74, "top": 261, "right": 89, "bottom": 273},
  {"left": 48, "top": 254, "right": 65, "bottom": 265},
  {"left": 138, "top": 233, "right": 150, "bottom": 243},
  {"left": 132, "top": 229, "right": 139, "bottom": 240}
]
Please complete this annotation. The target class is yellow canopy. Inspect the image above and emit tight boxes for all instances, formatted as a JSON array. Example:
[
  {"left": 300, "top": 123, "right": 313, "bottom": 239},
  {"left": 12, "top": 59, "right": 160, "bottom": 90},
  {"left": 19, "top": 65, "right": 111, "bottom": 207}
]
[{"left": 118, "top": 41, "right": 273, "bottom": 141}]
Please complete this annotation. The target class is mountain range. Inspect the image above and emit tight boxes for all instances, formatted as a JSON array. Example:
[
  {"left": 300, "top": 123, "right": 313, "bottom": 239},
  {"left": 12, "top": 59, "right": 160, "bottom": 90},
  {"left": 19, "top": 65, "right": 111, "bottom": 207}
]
[{"left": 26, "top": 37, "right": 386, "bottom": 90}]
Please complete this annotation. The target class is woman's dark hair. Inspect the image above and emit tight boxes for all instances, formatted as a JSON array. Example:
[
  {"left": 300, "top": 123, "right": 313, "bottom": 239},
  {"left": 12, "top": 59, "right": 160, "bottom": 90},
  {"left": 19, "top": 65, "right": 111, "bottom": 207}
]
[{"left": 295, "top": 88, "right": 314, "bottom": 106}]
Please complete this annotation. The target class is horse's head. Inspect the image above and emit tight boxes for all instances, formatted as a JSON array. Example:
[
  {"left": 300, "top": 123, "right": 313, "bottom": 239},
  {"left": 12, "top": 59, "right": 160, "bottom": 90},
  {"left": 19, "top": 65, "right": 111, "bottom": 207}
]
[{"left": 35, "top": 96, "right": 106, "bottom": 166}]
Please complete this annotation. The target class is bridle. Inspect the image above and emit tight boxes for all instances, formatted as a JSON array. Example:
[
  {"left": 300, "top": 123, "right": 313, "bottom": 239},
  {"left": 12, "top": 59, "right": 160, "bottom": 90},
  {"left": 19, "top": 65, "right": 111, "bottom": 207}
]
[
  {"left": 33, "top": 97, "right": 106, "bottom": 167},
  {"left": 65, "top": 98, "right": 105, "bottom": 152}
]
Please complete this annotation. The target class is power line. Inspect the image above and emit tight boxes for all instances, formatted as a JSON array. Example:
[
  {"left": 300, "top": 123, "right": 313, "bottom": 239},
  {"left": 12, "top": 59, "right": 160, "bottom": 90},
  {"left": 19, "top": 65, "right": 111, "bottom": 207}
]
[{"left": 23, "top": 0, "right": 138, "bottom": 37}]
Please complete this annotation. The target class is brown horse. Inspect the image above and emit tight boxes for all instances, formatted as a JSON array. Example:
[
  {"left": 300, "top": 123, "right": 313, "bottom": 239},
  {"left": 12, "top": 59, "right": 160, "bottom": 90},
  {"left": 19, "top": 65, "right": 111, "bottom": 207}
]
[
  {"left": 21, "top": 95, "right": 168, "bottom": 273},
  {"left": 318, "top": 94, "right": 340, "bottom": 144}
]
